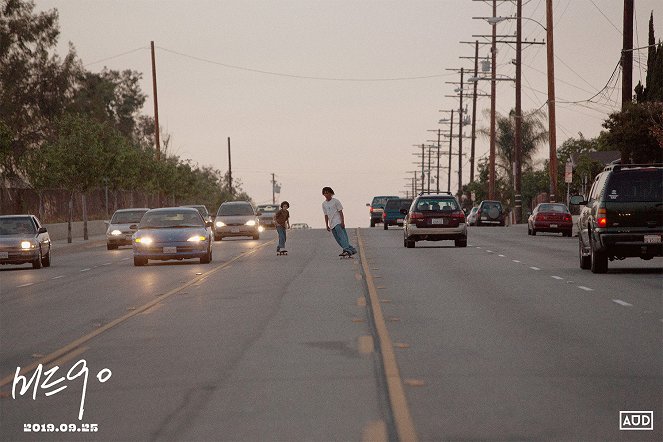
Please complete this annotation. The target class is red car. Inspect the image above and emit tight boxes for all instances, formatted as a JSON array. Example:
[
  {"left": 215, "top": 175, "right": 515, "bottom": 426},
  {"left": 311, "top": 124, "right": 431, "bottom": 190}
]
[{"left": 527, "top": 203, "right": 573, "bottom": 237}]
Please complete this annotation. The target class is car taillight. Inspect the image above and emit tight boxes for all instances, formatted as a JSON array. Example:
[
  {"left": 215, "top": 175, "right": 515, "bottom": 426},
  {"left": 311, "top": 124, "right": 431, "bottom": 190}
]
[
  {"left": 409, "top": 212, "right": 424, "bottom": 220},
  {"left": 369, "top": 207, "right": 374, "bottom": 213},
  {"left": 597, "top": 208, "right": 607, "bottom": 227},
  {"left": 536, "top": 213, "right": 545, "bottom": 221},
  {"left": 563, "top": 214, "right": 571, "bottom": 222},
  {"left": 382, "top": 212, "right": 386, "bottom": 219},
  {"left": 451, "top": 211, "right": 465, "bottom": 221}
]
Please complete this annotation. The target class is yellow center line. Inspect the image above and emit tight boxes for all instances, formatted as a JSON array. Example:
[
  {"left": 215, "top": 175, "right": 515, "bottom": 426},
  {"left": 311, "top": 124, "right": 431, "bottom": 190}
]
[
  {"left": 356, "top": 229, "right": 418, "bottom": 442},
  {"left": 0, "top": 240, "right": 276, "bottom": 388}
]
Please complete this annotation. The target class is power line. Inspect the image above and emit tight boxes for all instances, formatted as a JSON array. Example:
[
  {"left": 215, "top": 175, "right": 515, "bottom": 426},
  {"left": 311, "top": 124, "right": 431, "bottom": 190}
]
[
  {"left": 588, "top": 0, "right": 622, "bottom": 35},
  {"left": 156, "top": 46, "right": 457, "bottom": 82},
  {"left": 83, "top": 46, "right": 148, "bottom": 67}
]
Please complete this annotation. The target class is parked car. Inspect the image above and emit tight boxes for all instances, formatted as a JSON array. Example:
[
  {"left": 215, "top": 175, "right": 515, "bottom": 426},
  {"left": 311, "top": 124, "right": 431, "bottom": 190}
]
[
  {"left": 106, "top": 208, "right": 150, "bottom": 250},
  {"left": 466, "top": 207, "right": 479, "bottom": 226},
  {"left": 255, "top": 204, "right": 279, "bottom": 229},
  {"left": 402, "top": 192, "right": 467, "bottom": 248},
  {"left": 571, "top": 163, "right": 663, "bottom": 273},
  {"left": 476, "top": 200, "right": 506, "bottom": 226},
  {"left": 291, "top": 223, "right": 310, "bottom": 229},
  {"left": 367, "top": 195, "right": 399, "bottom": 227},
  {"left": 382, "top": 198, "right": 412, "bottom": 230},
  {"left": 215, "top": 201, "right": 260, "bottom": 240},
  {"left": 527, "top": 203, "right": 573, "bottom": 236},
  {"left": 132, "top": 207, "right": 213, "bottom": 266},
  {"left": 0, "top": 215, "right": 51, "bottom": 269}
]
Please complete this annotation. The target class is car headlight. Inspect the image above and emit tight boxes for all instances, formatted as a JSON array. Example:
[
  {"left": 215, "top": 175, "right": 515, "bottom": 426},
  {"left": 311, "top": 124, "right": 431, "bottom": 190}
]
[
  {"left": 245, "top": 220, "right": 256, "bottom": 226},
  {"left": 135, "top": 237, "right": 153, "bottom": 245},
  {"left": 216, "top": 221, "right": 226, "bottom": 227},
  {"left": 187, "top": 235, "right": 206, "bottom": 242},
  {"left": 21, "top": 241, "right": 34, "bottom": 249},
  {"left": 258, "top": 226, "right": 265, "bottom": 232},
  {"left": 111, "top": 229, "right": 122, "bottom": 236}
]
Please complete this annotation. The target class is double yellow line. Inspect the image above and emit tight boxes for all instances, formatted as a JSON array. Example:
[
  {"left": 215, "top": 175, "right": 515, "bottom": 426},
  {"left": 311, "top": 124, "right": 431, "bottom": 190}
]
[
  {"left": 0, "top": 240, "right": 275, "bottom": 388},
  {"left": 356, "top": 229, "right": 418, "bottom": 442}
]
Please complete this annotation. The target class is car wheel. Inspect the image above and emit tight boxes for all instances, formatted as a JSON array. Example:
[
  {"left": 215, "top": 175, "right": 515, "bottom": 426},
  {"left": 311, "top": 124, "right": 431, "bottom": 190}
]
[
  {"left": 200, "top": 246, "right": 211, "bottom": 264},
  {"left": 403, "top": 237, "right": 407, "bottom": 247},
  {"left": 563, "top": 230, "right": 572, "bottom": 237},
  {"left": 579, "top": 236, "right": 591, "bottom": 269},
  {"left": 590, "top": 235, "right": 608, "bottom": 273},
  {"left": 455, "top": 238, "right": 467, "bottom": 247},
  {"left": 253, "top": 234, "right": 260, "bottom": 240},
  {"left": 527, "top": 225, "right": 531, "bottom": 235},
  {"left": 32, "top": 248, "right": 43, "bottom": 269},
  {"left": 531, "top": 228, "right": 537, "bottom": 236},
  {"left": 41, "top": 248, "right": 51, "bottom": 267},
  {"left": 133, "top": 256, "right": 147, "bottom": 266},
  {"left": 107, "top": 243, "right": 118, "bottom": 250},
  {"left": 406, "top": 239, "right": 415, "bottom": 248},
  {"left": 370, "top": 219, "right": 376, "bottom": 227},
  {"left": 383, "top": 223, "right": 388, "bottom": 230}
]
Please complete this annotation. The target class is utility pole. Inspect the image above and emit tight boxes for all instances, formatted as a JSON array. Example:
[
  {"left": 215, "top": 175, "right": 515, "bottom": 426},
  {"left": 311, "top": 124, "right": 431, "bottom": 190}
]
[
  {"left": 546, "top": 0, "right": 557, "bottom": 203},
  {"left": 470, "top": 40, "right": 479, "bottom": 184},
  {"left": 436, "top": 129, "right": 441, "bottom": 192},
  {"left": 227, "top": 137, "right": 233, "bottom": 196},
  {"left": 448, "top": 110, "right": 454, "bottom": 192},
  {"left": 427, "top": 144, "right": 432, "bottom": 192},
  {"left": 621, "top": 0, "right": 634, "bottom": 163},
  {"left": 421, "top": 144, "right": 425, "bottom": 193},
  {"left": 150, "top": 41, "right": 161, "bottom": 161},
  {"left": 458, "top": 67, "right": 464, "bottom": 198},
  {"left": 489, "top": 0, "right": 497, "bottom": 199},
  {"left": 514, "top": 0, "right": 523, "bottom": 223},
  {"left": 271, "top": 173, "right": 276, "bottom": 204}
]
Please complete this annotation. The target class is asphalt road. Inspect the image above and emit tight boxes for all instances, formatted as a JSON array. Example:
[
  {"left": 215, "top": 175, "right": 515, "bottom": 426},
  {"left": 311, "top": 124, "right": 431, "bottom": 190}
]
[{"left": 1, "top": 225, "right": 661, "bottom": 441}]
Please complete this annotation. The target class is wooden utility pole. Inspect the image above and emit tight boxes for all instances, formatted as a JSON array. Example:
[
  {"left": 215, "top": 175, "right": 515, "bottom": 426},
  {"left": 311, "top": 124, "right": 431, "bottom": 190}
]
[
  {"left": 448, "top": 110, "right": 454, "bottom": 193},
  {"left": 489, "top": 0, "right": 497, "bottom": 199},
  {"left": 621, "top": 0, "right": 634, "bottom": 163},
  {"left": 437, "top": 129, "right": 442, "bottom": 192},
  {"left": 546, "top": 0, "right": 557, "bottom": 202},
  {"left": 227, "top": 137, "right": 233, "bottom": 195},
  {"left": 151, "top": 41, "right": 161, "bottom": 161},
  {"left": 470, "top": 41, "right": 479, "bottom": 184},
  {"left": 271, "top": 173, "right": 276, "bottom": 204},
  {"left": 458, "top": 68, "right": 464, "bottom": 198},
  {"left": 514, "top": 0, "right": 523, "bottom": 223}
]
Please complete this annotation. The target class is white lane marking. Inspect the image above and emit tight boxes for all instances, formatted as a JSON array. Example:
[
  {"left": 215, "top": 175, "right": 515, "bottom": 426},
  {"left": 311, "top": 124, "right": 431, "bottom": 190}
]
[
  {"left": 486, "top": 250, "right": 493, "bottom": 253},
  {"left": 612, "top": 299, "right": 632, "bottom": 307},
  {"left": 577, "top": 286, "right": 594, "bottom": 291},
  {"left": 529, "top": 266, "right": 541, "bottom": 271},
  {"left": 80, "top": 268, "right": 91, "bottom": 272},
  {"left": 475, "top": 246, "right": 481, "bottom": 249},
  {"left": 551, "top": 276, "right": 564, "bottom": 280},
  {"left": 17, "top": 283, "right": 34, "bottom": 288},
  {"left": 512, "top": 260, "right": 521, "bottom": 263},
  {"left": 52, "top": 275, "right": 64, "bottom": 279},
  {"left": 101, "top": 262, "right": 112, "bottom": 266},
  {"left": 498, "top": 254, "right": 506, "bottom": 257},
  {"left": 121, "top": 258, "right": 130, "bottom": 261}
]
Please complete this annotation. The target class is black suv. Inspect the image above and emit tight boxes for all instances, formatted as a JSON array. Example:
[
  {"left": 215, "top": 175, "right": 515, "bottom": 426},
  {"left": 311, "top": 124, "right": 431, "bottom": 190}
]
[
  {"left": 475, "top": 200, "right": 506, "bottom": 226},
  {"left": 570, "top": 163, "right": 663, "bottom": 273}
]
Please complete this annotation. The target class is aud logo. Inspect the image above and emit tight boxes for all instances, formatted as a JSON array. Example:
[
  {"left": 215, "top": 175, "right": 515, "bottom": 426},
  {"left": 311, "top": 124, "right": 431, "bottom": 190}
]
[{"left": 619, "top": 411, "right": 653, "bottom": 431}]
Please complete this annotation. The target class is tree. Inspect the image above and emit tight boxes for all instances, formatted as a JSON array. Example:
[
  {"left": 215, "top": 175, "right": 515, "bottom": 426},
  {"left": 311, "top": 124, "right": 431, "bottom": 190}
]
[
  {"left": 635, "top": 13, "right": 663, "bottom": 103},
  {"left": 603, "top": 102, "right": 663, "bottom": 163}
]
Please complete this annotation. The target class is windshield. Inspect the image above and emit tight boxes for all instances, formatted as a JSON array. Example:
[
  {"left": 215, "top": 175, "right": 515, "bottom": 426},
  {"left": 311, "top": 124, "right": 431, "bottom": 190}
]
[
  {"left": 257, "top": 205, "right": 278, "bottom": 213},
  {"left": 372, "top": 196, "right": 399, "bottom": 207},
  {"left": 139, "top": 211, "right": 204, "bottom": 228},
  {"left": 218, "top": 204, "right": 254, "bottom": 216},
  {"left": 184, "top": 205, "right": 208, "bottom": 217},
  {"left": 416, "top": 198, "right": 458, "bottom": 211},
  {"left": 385, "top": 199, "right": 412, "bottom": 210},
  {"left": 537, "top": 204, "right": 568, "bottom": 213},
  {"left": 111, "top": 210, "right": 148, "bottom": 224},
  {"left": 0, "top": 217, "right": 36, "bottom": 235},
  {"left": 605, "top": 170, "right": 663, "bottom": 202}
]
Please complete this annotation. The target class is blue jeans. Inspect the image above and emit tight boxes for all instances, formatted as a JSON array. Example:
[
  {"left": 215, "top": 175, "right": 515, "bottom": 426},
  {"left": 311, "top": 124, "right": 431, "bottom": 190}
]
[
  {"left": 331, "top": 224, "right": 356, "bottom": 254},
  {"left": 276, "top": 225, "right": 286, "bottom": 250}
]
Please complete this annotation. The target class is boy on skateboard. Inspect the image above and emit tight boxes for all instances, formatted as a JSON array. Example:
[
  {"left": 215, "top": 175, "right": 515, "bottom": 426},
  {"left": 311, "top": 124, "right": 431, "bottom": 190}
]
[
  {"left": 322, "top": 187, "right": 357, "bottom": 258},
  {"left": 274, "top": 201, "right": 290, "bottom": 255}
]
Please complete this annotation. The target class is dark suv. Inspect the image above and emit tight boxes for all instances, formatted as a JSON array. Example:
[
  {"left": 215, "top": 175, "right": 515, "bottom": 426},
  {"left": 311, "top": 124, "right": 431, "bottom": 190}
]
[
  {"left": 367, "top": 195, "right": 399, "bottom": 227},
  {"left": 401, "top": 192, "right": 467, "bottom": 248},
  {"left": 475, "top": 200, "right": 506, "bottom": 226},
  {"left": 382, "top": 198, "right": 412, "bottom": 230},
  {"left": 570, "top": 163, "right": 663, "bottom": 273}
]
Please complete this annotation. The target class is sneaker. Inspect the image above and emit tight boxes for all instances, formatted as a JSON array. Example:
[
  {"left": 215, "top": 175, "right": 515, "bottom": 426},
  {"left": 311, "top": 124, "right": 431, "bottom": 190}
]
[
  {"left": 339, "top": 251, "right": 347, "bottom": 256},
  {"left": 339, "top": 250, "right": 350, "bottom": 257}
]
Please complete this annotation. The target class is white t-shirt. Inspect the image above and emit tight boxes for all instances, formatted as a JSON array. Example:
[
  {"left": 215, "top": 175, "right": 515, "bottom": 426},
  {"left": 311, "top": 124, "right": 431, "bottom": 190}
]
[{"left": 322, "top": 198, "right": 343, "bottom": 229}]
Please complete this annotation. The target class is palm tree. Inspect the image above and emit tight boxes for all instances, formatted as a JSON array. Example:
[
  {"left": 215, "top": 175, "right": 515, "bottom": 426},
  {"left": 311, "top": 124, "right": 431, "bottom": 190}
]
[{"left": 479, "top": 109, "right": 549, "bottom": 199}]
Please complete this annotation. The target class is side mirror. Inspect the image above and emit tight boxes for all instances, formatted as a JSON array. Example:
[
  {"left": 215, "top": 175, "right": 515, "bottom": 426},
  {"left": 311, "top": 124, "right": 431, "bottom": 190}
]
[
  {"left": 569, "top": 195, "right": 586, "bottom": 205},
  {"left": 38, "top": 227, "right": 48, "bottom": 234},
  {"left": 104, "top": 220, "right": 110, "bottom": 227},
  {"left": 129, "top": 224, "right": 138, "bottom": 230},
  {"left": 366, "top": 203, "right": 370, "bottom": 207},
  {"left": 399, "top": 209, "right": 408, "bottom": 215}
]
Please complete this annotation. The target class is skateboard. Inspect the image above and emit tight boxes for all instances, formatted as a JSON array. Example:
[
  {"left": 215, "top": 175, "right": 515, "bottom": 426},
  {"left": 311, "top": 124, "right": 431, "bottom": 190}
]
[{"left": 277, "top": 250, "right": 288, "bottom": 256}]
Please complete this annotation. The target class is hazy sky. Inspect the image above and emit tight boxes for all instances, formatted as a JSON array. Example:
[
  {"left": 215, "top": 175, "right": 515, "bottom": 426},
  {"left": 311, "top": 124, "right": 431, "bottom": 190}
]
[{"left": 37, "top": 0, "right": 661, "bottom": 228}]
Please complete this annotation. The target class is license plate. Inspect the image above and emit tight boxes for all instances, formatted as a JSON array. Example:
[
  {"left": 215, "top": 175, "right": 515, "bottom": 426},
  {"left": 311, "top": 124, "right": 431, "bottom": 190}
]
[
  {"left": 644, "top": 235, "right": 661, "bottom": 244},
  {"left": 0, "top": 252, "right": 8, "bottom": 259},
  {"left": 431, "top": 218, "right": 446, "bottom": 225},
  {"left": 397, "top": 218, "right": 404, "bottom": 223},
  {"left": 549, "top": 224, "right": 557, "bottom": 228},
  {"left": 163, "top": 246, "right": 177, "bottom": 253},
  {"left": 231, "top": 227, "right": 240, "bottom": 233}
]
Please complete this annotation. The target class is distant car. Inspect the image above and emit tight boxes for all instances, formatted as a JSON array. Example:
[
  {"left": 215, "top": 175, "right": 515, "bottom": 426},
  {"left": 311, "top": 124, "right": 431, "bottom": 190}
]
[
  {"left": 367, "top": 195, "right": 399, "bottom": 227},
  {"left": 466, "top": 207, "right": 479, "bottom": 226},
  {"left": 382, "top": 198, "right": 412, "bottom": 230},
  {"left": 476, "top": 200, "right": 505, "bottom": 226},
  {"left": 215, "top": 201, "right": 260, "bottom": 240},
  {"left": 571, "top": 163, "right": 663, "bottom": 273},
  {"left": 527, "top": 203, "right": 573, "bottom": 236},
  {"left": 256, "top": 204, "right": 279, "bottom": 229},
  {"left": 106, "top": 208, "right": 150, "bottom": 250},
  {"left": 182, "top": 204, "right": 215, "bottom": 236},
  {"left": 132, "top": 207, "right": 213, "bottom": 266},
  {"left": 0, "top": 214, "right": 51, "bottom": 269},
  {"left": 291, "top": 223, "right": 310, "bottom": 229},
  {"left": 402, "top": 192, "right": 467, "bottom": 248}
]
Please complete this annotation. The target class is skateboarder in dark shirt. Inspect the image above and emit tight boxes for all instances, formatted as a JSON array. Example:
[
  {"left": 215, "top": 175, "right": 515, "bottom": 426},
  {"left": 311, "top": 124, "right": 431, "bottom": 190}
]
[{"left": 274, "top": 201, "right": 290, "bottom": 255}]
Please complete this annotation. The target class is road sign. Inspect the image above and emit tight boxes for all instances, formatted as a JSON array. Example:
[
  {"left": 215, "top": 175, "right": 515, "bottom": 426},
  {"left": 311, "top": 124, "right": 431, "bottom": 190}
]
[{"left": 565, "top": 162, "right": 573, "bottom": 184}]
